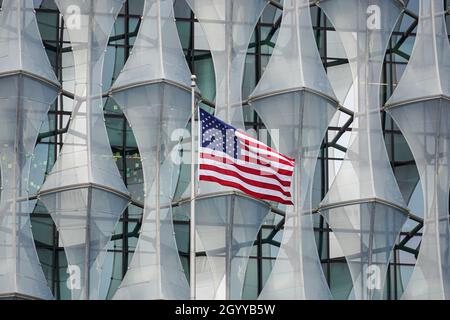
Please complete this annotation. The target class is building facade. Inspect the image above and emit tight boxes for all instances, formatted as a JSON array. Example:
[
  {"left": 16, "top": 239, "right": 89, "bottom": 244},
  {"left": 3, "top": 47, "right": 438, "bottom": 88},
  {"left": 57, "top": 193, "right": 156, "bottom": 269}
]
[{"left": 0, "top": 0, "right": 448, "bottom": 299}]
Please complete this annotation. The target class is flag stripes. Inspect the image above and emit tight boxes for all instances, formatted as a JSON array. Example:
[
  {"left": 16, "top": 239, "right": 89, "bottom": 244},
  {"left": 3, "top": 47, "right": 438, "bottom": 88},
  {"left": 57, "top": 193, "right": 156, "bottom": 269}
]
[{"left": 198, "top": 109, "right": 295, "bottom": 205}]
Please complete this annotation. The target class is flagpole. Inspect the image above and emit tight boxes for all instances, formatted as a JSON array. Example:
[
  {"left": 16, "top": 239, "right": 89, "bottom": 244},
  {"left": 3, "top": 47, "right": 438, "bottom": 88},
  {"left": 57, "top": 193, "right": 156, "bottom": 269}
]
[{"left": 190, "top": 74, "right": 197, "bottom": 300}]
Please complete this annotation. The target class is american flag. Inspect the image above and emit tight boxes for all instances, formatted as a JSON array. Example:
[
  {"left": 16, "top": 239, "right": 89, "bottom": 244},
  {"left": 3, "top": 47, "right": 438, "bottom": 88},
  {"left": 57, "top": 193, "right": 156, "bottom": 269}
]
[{"left": 198, "top": 109, "right": 295, "bottom": 205}]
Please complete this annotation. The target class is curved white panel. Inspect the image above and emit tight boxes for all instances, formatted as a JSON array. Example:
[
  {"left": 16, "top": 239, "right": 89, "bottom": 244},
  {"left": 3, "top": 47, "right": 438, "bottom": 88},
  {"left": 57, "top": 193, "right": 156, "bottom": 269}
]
[
  {"left": 111, "top": 85, "right": 191, "bottom": 300},
  {"left": 188, "top": 194, "right": 269, "bottom": 300},
  {"left": 110, "top": 0, "right": 191, "bottom": 300},
  {"left": 386, "top": 0, "right": 450, "bottom": 300},
  {"left": 39, "top": 0, "right": 129, "bottom": 300},
  {"left": 0, "top": 0, "right": 58, "bottom": 83},
  {"left": 0, "top": 0, "right": 58, "bottom": 300},
  {"left": 112, "top": 0, "right": 191, "bottom": 90},
  {"left": 185, "top": 0, "right": 270, "bottom": 300},
  {"left": 248, "top": 0, "right": 338, "bottom": 300},
  {"left": 318, "top": 0, "right": 408, "bottom": 299},
  {"left": 185, "top": 0, "right": 268, "bottom": 129}
]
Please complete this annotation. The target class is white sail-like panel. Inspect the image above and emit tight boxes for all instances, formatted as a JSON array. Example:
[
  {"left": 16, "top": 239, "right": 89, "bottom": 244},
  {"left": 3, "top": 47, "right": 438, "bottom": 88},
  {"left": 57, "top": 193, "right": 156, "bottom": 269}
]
[
  {"left": 112, "top": 0, "right": 191, "bottom": 90},
  {"left": 185, "top": 0, "right": 270, "bottom": 300},
  {"left": 317, "top": 0, "right": 408, "bottom": 300},
  {"left": 39, "top": 0, "right": 130, "bottom": 300},
  {"left": 0, "top": 0, "right": 58, "bottom": 300},
  {"left": 189, "top": 194, "right": 269, "bottom": 300},
  {"left": 110, "top": 0, "right": 192, "bottom": 300},
  {"left": 185, "top": 0, "right": 268, "bottom": 130},
  {"left": 386, "top": 0, "right": 450, "bottom": 300},
  {"left": 0, "top": 0, "right": 58, "bottom": 82},
  {"left": 248, "top": 0, "right": 338, "bottom": 299}
]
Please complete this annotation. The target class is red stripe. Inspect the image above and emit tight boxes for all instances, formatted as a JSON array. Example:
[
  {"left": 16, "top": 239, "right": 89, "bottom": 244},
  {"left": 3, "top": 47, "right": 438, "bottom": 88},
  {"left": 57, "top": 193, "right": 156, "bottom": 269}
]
[
  {"left": 199, "top": 175, "right": 294, "bottom": 205},
  {"left": 236, "top": 131, "right": 296, "bottom": 163},
  {"left": 199, "top": 164, "right": 292, "bottom": 197},
  {"left": 200, "top": 153, "right": 294, "bottom": 179},
  {"left": 241, "top": 144, "right": 295, "bottom": 167}
]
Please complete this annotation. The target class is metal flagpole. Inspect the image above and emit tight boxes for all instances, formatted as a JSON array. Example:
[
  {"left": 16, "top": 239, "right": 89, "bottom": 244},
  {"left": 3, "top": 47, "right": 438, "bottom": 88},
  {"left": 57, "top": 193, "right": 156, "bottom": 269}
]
[{"left": 190, "top": 74, "right": 197, "bottom": 300}]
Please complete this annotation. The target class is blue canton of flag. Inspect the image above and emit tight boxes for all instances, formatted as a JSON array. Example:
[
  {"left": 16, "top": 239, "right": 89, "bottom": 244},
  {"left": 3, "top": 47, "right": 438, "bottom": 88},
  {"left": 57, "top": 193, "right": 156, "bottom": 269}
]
[{"left": 200, "top": 109, "right": 239, "bottom": 159}]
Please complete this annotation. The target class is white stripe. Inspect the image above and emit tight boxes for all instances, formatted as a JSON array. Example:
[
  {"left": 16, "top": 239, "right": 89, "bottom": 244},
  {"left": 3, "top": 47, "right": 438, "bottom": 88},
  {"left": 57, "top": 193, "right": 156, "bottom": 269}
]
[
  {"left": 200, "top": 147, "right": 294, "bottom": 172},
  {"left": 200, "top": 148, "right": 294, "bottom": 177},
  {"left": 239, "top": 139, "right": 295, "bottom": 167},
  {"left": 199, "top": 158, "right": 292, "bottom": 193},
  {"left": 240, "top": 149, "right": 295, "bottom": 171},
  {"left": 235, "top": 130, "right": 266, "bottom": 145},
  {"left": 236, "top": 131, "right": 295, "bottom": 165},
  {"left": 201, "top": 148, "right": 294, "bottom": 175},
  {"left": 199, "top": 170, "right": 292, "bottom": 202}
]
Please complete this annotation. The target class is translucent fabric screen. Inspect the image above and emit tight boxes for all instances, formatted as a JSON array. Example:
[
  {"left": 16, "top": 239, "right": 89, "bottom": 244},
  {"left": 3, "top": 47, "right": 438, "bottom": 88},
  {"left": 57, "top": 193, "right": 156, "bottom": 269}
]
[
  {"left": 111, "top": 0, "right": 192, "bottom": 299},
  {"left": 112, "top": 84, "right": 191, "bottom": 300},
  {"left": 248, "top": 0, "right": 338, "bottom": 299},
  {"left": 0, "top": 0, "right": 59, "bottom": 299},
  {"left": 386, "top": 0, "right": 450, "bottom": 300},
  {"left": 318, "top": 0, "right": 408, "bottom": 300},
  {"left": 185, "top": 0, "right": 268, "bottom": 128},
  {"left": 184, "top": 0, "right": 271, "bottom": 300},
  {"left": 39, "top": 0, "right": 130, "bottom": 300}
]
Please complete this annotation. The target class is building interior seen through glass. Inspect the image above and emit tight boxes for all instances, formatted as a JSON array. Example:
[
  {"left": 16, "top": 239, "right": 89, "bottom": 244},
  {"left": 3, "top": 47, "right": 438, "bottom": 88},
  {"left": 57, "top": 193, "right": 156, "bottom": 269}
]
[{"left": 1, "top": 0, "right": 448, "bottom": 299}]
